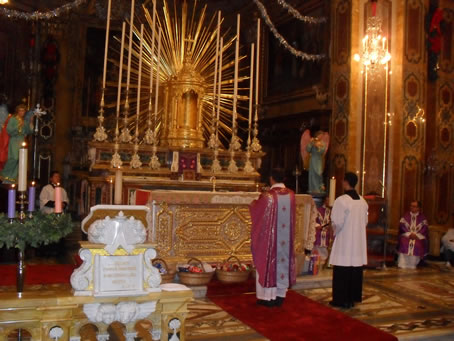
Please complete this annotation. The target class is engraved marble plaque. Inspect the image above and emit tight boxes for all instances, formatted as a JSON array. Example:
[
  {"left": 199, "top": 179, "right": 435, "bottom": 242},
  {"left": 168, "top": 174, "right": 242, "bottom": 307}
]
[{"left": 95, "top": 255, "right": 143, "bottom": 296}]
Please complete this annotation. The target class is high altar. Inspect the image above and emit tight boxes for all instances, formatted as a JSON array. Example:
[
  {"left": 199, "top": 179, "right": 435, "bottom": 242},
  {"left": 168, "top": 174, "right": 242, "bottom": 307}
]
[
  {"left": 82, "top": 192, "right": 318, "bottom": 264},
  {"left": 75, "top": 0, "right": 320, "bottom": 266}
]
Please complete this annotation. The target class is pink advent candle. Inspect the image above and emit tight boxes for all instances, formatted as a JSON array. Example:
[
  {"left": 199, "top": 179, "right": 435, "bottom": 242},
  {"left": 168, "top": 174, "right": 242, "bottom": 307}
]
[{"left": 55, "top": 184, "right": 62, "bottom": 213}]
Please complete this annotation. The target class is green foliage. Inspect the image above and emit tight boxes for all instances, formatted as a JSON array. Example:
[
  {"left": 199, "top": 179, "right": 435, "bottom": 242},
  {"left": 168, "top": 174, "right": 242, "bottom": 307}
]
[{"left": 0, "top": 212, "right": 73, "bottom": 252}]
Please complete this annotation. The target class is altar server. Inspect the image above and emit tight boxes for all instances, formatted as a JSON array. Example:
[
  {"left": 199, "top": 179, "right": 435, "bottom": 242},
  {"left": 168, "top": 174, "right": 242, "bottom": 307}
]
[
  {"left": 397, "top": 201, "right": 429, "bottom": 269},
  {"left": 250, "top": 168, "right": 296, "bottom": 307},
  {"left": 329, "top": 172, "right": 368, "bottom": 309}
]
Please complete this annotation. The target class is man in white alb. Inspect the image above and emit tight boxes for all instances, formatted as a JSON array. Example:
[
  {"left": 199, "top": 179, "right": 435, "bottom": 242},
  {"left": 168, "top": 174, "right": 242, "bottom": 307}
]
[{"left": 329, "top": 172, "right": 368, "bottom": 309}]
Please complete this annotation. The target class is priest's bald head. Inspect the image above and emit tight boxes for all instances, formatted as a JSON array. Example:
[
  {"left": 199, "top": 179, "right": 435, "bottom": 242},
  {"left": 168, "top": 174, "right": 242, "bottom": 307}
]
[{"left": 343, "top": 172, "right": 358, "bottom": 191}]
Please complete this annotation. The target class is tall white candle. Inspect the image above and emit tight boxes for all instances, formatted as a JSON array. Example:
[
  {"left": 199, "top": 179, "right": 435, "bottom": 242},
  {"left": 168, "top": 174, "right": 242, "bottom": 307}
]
[
  {"left": 255, "top": 18, "right": 260, "bottom": 120},
  {"left": 18, "top": 142, "right": 27, "bottom": 192},
  {"left": 116, "top": 23, "right": 126, "bottom": 114},
  {"left": 154, "top": 29, "right": 162, "bottom": 122},
  {"left": 212, "top": 11, "right": 221, "bottom": 124},
  {"left": 109, "top": 179, "right": 113, "bottom": 205},
  {"left": 149, "top": 0, "right": 156, "bottom": 95},
  {"left": 115, "top": 22, "right": 126, "bottom": 136},
  {"left": 233, "top": 14, "right": 240, "bottom": 129},
  {"left": 114, "top": 168, "right": 123, "bottom": 205},
  {"left": 248, "top": 43, "right": 255, "bottom": 136},
  {"left": 126, "top": 0, "right": 135, "bottom": 91},
  {"left": 135, "top": 24, "right": 144, "bottom": 136},
  {"left": 102, "top": 0, "right": 112, "bottom": 90},
  {"left": 216, "top": 37, "right": 223, "bottom": 131},
  {"left": 329, "top": 177, "right": 336, "bottom": 207}
]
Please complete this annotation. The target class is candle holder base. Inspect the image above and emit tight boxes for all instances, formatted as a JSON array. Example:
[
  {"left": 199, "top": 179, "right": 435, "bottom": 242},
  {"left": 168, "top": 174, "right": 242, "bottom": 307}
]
[{"left": 16, "top": 249, "right": 26, "bottom": 293}]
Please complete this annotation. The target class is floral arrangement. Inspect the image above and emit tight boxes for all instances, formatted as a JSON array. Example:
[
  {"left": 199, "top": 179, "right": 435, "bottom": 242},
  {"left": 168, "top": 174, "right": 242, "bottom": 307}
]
[{"left": 0, "top": 212, "right": 73, "bottom": 252}]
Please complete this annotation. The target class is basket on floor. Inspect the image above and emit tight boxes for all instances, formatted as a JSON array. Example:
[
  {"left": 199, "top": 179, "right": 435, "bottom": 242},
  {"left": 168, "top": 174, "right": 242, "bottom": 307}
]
[
  {"left": 178, "top": 257, "right": 214, "bottom": 286},
  {"left": 216, "top": 256, "right": 251, "bottom": 284},
  {"left": 152, "top": 258, "right": 176, "bottom": 284}
]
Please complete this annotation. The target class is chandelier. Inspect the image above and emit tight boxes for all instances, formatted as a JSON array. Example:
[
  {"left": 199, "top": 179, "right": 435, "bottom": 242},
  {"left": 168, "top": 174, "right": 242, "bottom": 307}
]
[{"left": 354, "top": 16, "right": 391, "bottom": 71}]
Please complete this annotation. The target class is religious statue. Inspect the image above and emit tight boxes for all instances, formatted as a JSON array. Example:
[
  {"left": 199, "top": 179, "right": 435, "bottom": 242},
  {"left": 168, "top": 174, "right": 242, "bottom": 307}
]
[
  {"left": 0, "top": 104, "right": 36, "bottom": 184},
  {"left": 300, "top": 129, "right": 329, "bottom": 194}
]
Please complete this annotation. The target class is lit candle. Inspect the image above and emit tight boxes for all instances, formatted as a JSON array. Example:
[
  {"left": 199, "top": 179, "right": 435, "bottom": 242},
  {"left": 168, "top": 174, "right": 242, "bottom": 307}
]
[
  {"left": 8, "top": 184, "right": 16, "bottom": 219},
  {"left": 248, "top": 43, "right": 255, "bottom": 136},
  {"left": 18, "top": 142, "right": 27, "bottom": 192},
  {"left": 232, "top": 14, "right": 240, "bottom": 128},
  {"left": 154, "top": 28, "right": 161, "bottom": 123},
  {"left": 28, "top": 181, "right": 35, "bottom": 212},
  {"left": 109, "top": 178, "right": 113, "bottom": 205},
  {"left": 101, "top": 0, "right": 112, "bottom": 90},
  {"left": 329, "top": 177, "right": 336, "bottom": 207},
  {"left": 114, "top": 167, "right": 123, "bottom": 205},
  {"left": 126, "top": 0, "right": 135, "bottom": 92},
  {"left": 55, "top": 183, "right": 62, "bottom": 214}
]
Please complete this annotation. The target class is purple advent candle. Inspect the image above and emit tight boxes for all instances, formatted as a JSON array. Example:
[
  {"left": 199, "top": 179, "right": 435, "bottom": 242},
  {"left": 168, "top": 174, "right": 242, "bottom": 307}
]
[
  {"left": 28, "top": 183, "right": 36, "bottom": 212},
  {"left": 8, "top": 185, "right": 16, "bottom": 219}
]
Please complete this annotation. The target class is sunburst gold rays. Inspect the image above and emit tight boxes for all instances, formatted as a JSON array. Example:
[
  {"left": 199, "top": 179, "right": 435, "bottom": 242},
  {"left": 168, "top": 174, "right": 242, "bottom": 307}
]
[{"left": 104, "top": 0, "right": 250, "bottom": 149}]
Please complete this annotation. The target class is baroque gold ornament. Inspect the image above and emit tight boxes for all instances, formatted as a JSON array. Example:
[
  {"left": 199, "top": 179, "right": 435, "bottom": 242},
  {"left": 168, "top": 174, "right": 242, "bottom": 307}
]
[{"left": 103, "top": 0, "right": 249, "bottom": 150}]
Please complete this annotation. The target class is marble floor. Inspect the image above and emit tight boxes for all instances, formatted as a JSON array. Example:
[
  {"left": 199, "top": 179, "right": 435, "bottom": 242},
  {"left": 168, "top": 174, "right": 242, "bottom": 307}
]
[
  {"left": 1, "top": 259, "right": 453, "bottom": 340},
  {"left": 185, "top": 262, "right": 454, "bottom": 341}
]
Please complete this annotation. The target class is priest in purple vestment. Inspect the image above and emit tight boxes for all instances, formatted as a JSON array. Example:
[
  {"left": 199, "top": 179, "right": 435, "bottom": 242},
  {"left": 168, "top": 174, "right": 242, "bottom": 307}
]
[
  {"left": 249, "top": 168, "right": 296, "bottom": 307},
  {"left": 397, "top": 201, "right": 429, "bottom": 269},
  {"left": 314, "top": 196, "right": 332, "bottom": 265}
]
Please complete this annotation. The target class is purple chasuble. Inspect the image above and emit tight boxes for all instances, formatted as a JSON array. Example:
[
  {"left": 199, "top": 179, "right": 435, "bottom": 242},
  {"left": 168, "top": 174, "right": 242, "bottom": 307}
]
[
  {"left": 250, "top": 187, "right": 296, "bottom": 288},
  {"left": 398, "top": 212, "right": 429, "bottom": 257},
  {"left": 315, "top": 205, "right": 331, "bottom": 247}
]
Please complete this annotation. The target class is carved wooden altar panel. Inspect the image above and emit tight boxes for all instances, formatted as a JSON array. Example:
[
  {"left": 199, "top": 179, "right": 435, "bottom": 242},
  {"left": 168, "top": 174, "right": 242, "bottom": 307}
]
[{"left": 149, "top": 191, "right": 317, "bottom": 263}]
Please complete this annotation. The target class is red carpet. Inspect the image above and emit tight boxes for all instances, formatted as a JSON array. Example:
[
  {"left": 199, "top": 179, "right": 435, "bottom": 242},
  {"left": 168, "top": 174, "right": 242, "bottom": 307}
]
[
  {"left": 206, "top": 277, "right": 256, "bottom": 296},
  {"left": 0, "top": 264, "right": 76, "bottom": 286},
  {"left": 209, "top": 290, "right": 397, "bottom": 341}
]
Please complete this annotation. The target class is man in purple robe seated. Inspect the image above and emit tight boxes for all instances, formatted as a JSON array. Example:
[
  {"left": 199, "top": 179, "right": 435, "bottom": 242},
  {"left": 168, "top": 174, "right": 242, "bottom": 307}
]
[
  {"left": 397, "top": 201, "right": 429, "bottom": 269},
  {"left": 314, "top": 196, "right": 332, "bottom": 265},
  {"left": 249, "top": 168, "right": 296, "bottom": 307}
]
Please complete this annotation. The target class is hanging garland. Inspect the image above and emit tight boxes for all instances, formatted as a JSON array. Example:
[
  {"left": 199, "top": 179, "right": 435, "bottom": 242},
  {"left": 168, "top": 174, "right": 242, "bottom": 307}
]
[
  {"left": 277, "top": 0, "right": 327, "bottom": 24},
  {"left": 0, "top": 0, "right": 87, "bottom": 21},
  {"left": 253, "top": 0, "right": 325, "bottom": 61}
]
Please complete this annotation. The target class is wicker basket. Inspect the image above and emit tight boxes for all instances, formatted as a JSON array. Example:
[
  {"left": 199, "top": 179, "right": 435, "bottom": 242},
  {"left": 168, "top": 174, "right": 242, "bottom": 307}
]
[
  {"left": 216, "top": 256, "right": 251, "bottom": 284},
  {"left": 178, "top": 257, "right": 214, "bottom": 286},
  {"left": 152, "top": 258, "right": 176, "bottom": 284}
]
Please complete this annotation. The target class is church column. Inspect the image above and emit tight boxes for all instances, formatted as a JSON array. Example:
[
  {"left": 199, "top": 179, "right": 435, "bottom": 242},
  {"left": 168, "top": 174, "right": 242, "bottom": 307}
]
[
  {"left": 330, "top": 0, "right": 357, "bottom": 197},
  {"left": 54, "top": 24, "right": 78, "bottom": 174},
  {"left": 423, "top": 0, "right": 454, "bottom": 225}
]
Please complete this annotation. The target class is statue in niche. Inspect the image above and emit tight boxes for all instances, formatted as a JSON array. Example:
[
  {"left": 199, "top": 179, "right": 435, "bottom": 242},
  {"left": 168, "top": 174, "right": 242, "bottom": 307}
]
[{"left": 300, "top": 130, "right": 330, "bottom": 194}]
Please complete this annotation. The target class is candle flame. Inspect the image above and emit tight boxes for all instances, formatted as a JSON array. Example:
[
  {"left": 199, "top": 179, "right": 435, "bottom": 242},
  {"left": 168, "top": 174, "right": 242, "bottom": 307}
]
[
  {"left": 31, "top": 181, "right": 35, "bottom": 186},
  {"left": 57, "top": 182, "right": 60, "bottom": 187},
  {"left": 21, "top": 142, "right": 27, "bottom": 147},
  {"left": 11, "top": 184, "right": 15, "bottom": 189}
]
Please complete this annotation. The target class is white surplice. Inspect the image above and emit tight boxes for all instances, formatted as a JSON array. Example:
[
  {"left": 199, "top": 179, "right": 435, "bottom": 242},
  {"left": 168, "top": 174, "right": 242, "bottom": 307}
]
[{"left": 329, "top": 194, "right": 368, "bottom": 267}]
